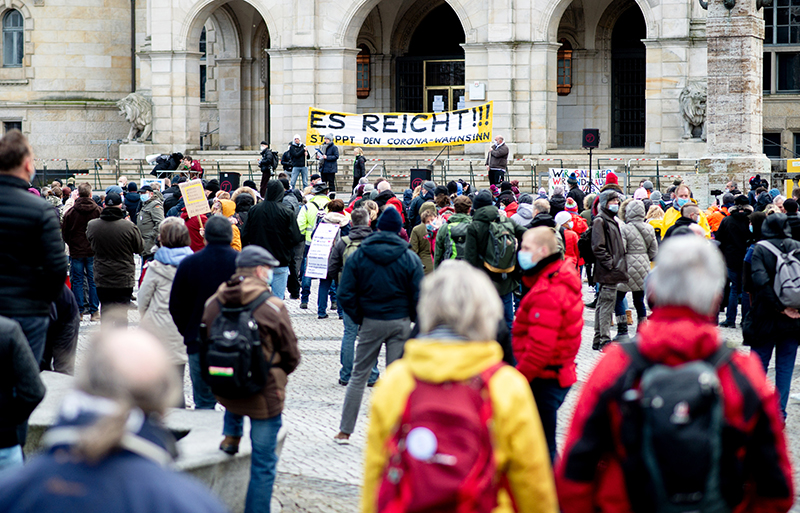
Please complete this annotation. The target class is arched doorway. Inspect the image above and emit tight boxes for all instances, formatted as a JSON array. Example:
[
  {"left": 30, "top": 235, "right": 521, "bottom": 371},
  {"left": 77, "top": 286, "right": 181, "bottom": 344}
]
[
  {"left": 396, "top": 3, "right": 465, "bottom": 112},
  {"left": 610, "top": 6, "right": 645, "bottom": 148}
]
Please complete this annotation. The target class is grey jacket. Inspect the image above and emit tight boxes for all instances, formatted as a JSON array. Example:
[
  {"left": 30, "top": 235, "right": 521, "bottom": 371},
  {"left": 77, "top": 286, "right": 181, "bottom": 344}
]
[
  {"left": 510, "top": 202, "right": 534, "bottom": 228},
  {"left": 485, "top": 143, "right": 509, "bottom": 170},
  {"left": 618, "top": 200, "right": 658, "bottom": 292},
  {"left": 138, "top": 259, "right": 187, "bottom": 365},
  {"left": 138, "top": 197, "right": 165, "bottom": 257}
]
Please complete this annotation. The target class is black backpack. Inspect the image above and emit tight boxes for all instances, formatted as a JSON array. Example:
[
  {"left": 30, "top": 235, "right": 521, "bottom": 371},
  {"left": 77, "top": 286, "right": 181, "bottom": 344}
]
[
  {"left": 578, "top": 226, "right": 595, "bottom": 264},
  {"left": 200, "top": 290, "right": 274, "bottom": 399},
  {"left": 618, "top": 341, "right": 732, "bottom": 513}
]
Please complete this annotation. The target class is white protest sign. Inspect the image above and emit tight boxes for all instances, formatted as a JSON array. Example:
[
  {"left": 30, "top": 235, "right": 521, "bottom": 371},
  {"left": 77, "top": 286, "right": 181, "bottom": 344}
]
[
  {"left": 548, "top": 168, "right": 615, "bottom": 196},
  {"left": 304, "top": 223, "right": 340, "bottom": 279},
  {"left": 141, "top": 178, "right": 165, "bottom": 191},
  {"left": 178, "top": 179, "right": 211, "bottom": 218}
]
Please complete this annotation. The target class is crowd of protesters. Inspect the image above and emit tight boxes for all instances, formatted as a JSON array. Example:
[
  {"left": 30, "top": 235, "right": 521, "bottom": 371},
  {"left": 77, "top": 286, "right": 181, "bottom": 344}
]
[{"left": 0, "top": 127, "right": 797, "bottom": 513}]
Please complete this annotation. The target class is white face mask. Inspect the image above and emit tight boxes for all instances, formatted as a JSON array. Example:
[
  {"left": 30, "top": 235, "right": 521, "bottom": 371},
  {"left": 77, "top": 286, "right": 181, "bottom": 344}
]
[{"left": 261, "top": 146, "right": 267, "bottom": 151}]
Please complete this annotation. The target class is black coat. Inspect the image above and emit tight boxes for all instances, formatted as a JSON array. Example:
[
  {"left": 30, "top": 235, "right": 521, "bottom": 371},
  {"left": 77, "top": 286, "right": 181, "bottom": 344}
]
[
  {"left": 715, "top": 207, "right": 752, "bottom": 270},
  {"left": 320, "top": 143, "right": 339, "bottom": 174},
  {"left": 549, "top": 194, "right": 566, "bottom": 217},
  {"left": 169, "top": 243, "right": 239, "bottom": 354},
  {"left": 743, "top": 214, "right": 800, "bottom": 345},
  {"left": 241, "top": 180, "right": 304, "bottom": 267},
  {"left": 124, "top": 192, "right": 142, "bottom": 222},
  {"left": 288, "top": 144, "right": 309, "bottom": 168},
  {"left": 0, "top": 175, "right": 68, "bottom": 317},
  {"left": 162, "top": 186, "right": 181, "bottom": 213},
  {"left": 786, "top": 212, "right": 800, "bottom": 242},
  {"left": 86, "top": 207, "right": 144, "bottom": 289},
  {"left": 591, "top": 208, "right": 627, "bottom": 285},
  {"left": 663, "top": 215, "right": 695, "bottom": 240},
  {"left": 353, "top": 155, "right": 366, "bottom": 182},
  {"left": 0, "top": 315, "right": 45, "bottom": 448},
  {"left": 338, "top": 231, "right": 423, "bottom": 323}
]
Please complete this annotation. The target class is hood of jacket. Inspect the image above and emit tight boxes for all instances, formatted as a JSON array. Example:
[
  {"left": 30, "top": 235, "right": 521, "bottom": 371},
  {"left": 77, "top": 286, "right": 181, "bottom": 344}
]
[
  {"left": 265, "top": 180, "right": 285, "bottom": 202},
  {"left": 729, "top": 205, "right": 753, "bottom": 220},
  {"left": 598, "top": 189, "right": 620, "bottom": 210},
  {"left": 99, "top": 206, "right": 126, "bottom": 221},
  {"left": 530, "top": 212, "right": 556, "bottom": 228},
  {"left": 756, "top": 191, "right": 773, "bottom": 211},
  {"left": 636, "top": 307, "right": 722, "bottom": 365},
  {"left": 625, "top": 200, "right": 645, "bottom": 223},
  {"left": 360, "top": 231, "right": 409, "bottom": 265},
  {"left": 400, "top": 339, "right": 503, "bottom": 384},
  {"left": 473, "top": 205, "right": 500, "bottom": 223},
  {"left": 219, "top": 199, "right": 236, "bottom": 217},
  {"left": 513, "top": 202, "right": 534, "bottom": 220},
  {"left": 347, "top": 225, "right": 373, "bottom": 241},
  {"left": 154, "top": 245, "right": 193, "bottom": 267},
  {"left": 74, "top": 196, "right": 101, "bottom": 213},
  {"left": 235, "top": 194, "right": 255, "bottom": 212},
  {"left": 217, "top": 272, "right": 270, "bottom": 307},
  {"left": 125, "top": 191, "right": 141, "bottom": 203},
  {"left": 762, "top": 213, "right": 792, "bottom": 239},
  {"left": 446, "top": 213, "right": 472, "bottom": 225},
  {"left": 323, "top": 211, "right": 349, "bottom": 226}
]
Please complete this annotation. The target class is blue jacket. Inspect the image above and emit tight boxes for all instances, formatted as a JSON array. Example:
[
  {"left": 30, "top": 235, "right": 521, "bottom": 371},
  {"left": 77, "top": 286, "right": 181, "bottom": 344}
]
[
  {"left": 169, "top": 243, "right": 238, "bottom": 353},
  {"left": 0, "top": 410, "right": 226, "bottom": 513},
  {"left": 407, "top": 190, "right": 434, "bottom": 228},
  {"left": 338, "top": 231, "right": 423, "bottom": 323},
  {"left": 124, "top": 192, "right": 142, "bottom": 222}
]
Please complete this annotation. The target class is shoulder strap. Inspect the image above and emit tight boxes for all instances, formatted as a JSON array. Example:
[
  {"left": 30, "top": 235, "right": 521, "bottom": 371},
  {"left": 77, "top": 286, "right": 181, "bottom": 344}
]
[
  {"left": 705, "top": 343, "right": 734, "bottom": 369},
  {"left": 620, "top": 340, "right": 650, "bottom": 374},
  {"left": 757, "top": 240, "right": 784, "bottom": 261},
  {"left": 241, "top": 290, "right": 274, "bottom": 314},
  {"left": 342, "top": 235, "right": 351, "bottom": 245}
]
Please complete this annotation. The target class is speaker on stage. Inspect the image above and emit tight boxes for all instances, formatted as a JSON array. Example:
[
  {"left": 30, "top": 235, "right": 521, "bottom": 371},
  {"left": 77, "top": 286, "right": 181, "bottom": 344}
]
[
  {"left": 219, "top": 172, "right": 240, "bottom": 193},
  {"left": 582, "top": 129, "right": 600, "bottom": 149},
  {"left": 410, "top": 168, "right": 432, "bottom": 190}
]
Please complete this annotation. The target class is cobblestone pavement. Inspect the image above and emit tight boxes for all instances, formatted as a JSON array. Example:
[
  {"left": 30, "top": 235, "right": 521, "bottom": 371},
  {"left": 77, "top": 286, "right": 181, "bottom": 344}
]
[{"left": 76, "top": 277, "right": 800, "bottom": 512}]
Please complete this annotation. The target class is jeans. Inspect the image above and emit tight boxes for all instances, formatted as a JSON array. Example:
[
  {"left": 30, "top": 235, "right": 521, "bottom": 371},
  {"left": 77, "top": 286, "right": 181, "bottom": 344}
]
[
  {"left": 223, "top": 413, "right": 283, "bottom": 513},
  {"left": 291, "top": 166, "right": 309, "bottom": 189},
  {"left": 340, "top": 317, "right": 409, "bottom": 434},
  {"left": 223, "top": 410, "right": 245, "bottom": 437},
  {"left": 271, "top": 266, "right": 289, "bottom": 301},
  {"left": 616, "top": 291, "right": 646, "bottom": 324},
  {"left": 0, "top": 445, "right": 23, "bottom": 473},
  {"left": 725, "top": 268, "right": 750, "bottom": 325},
  {"left": 11, "top": 315, "right": 50, "bottom": 364},
  {"left": 339, "top": 312, "right": 379, "bottom": 384},
  {"left": 317, "top": 279, "right": 338, "bottom": 316},
  {"left": 96, "top": 287, "right": 133, "bottom": 328},
  {"left": 188, "top": 353, "right": 217, "bottom": 409},
  {"left": 530, "top": 379, "right": 571, "bottom": 463},
  {"left": 751, "top": 337, "right": 799, "bottom": 420},
  {"left": 593, "top": 284, "right": 617, "bottom": 347},
  {"left": 70, "top": 257, "right": 98, "bottom": 314},
  {"left": 614, "top": 292, "right": 629, "bottom": 320},
  {"left": 500, "top": 292, "right": 514, "bottom": 334}
]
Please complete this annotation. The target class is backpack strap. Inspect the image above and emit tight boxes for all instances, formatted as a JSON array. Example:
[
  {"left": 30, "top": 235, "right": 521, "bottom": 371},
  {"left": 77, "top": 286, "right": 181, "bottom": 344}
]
[
  {"left": 757, "top": 240, "right": 785, "bottom": 261},
  {"left": 705, "top": 343, "right": 734, "bottom": 369},
  {"left": 221, "top": 290, "right": 274, "bottom": 315}
]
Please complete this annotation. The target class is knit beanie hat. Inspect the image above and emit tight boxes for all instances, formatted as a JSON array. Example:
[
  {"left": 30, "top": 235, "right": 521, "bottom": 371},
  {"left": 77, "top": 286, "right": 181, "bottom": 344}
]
[
  {"left": 377, "top": 206, "right": 403, "bottom": 233},
  {"left": 565, "top": 197, "right": 578, "bottom": 212},
  {"left": 554, "top": 211, "right": 572, "bottom": 227},
  {"left": 518, "top": 193, "right": 533, "bottom": 205},
  {"left": 605, "top": 171, "right": 619, "bottom": 186},
  {"left": 204, "top": 215, "right": 233, "bottom": 244},
  {"left": 472, "top": 190, "right": 494, "bottom": 211}
]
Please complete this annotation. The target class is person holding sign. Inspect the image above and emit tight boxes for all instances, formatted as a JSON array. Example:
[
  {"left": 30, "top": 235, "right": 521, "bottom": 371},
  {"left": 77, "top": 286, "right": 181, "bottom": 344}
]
[{"left": 317, "top": 134, "right": 339, "bottom": 193}]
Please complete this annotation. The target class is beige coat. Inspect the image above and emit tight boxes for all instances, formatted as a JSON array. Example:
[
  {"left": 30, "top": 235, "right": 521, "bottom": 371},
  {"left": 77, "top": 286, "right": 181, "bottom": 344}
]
[{"left": 138, "top": 259, "right": 187, "bottom": 365}]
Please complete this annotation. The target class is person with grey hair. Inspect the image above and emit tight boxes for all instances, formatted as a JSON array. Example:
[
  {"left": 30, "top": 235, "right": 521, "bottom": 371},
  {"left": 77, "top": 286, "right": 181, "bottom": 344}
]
[
  {"left": 361, "top": 260, "right": 558, "bottom": 512},
  {"left": 317, "top": 133, "right": 339, "bottom": 192},
  {"left": 549, "top": 185, "right": 566, "bottom": 216},
  {"left": 328, "top": 207, "right": 380, "bottom": 387},
  {"left": 0, "top": 328, "right": 227, "bottom": 513},
  {"left": 557, "top": 236, "right": 795, "bottom": 512}
]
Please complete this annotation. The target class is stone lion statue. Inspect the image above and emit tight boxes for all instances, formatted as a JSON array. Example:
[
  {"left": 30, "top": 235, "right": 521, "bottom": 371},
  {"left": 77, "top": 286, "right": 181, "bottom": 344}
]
[
  {"left": 679, "top": 80, "right": 707, "bottom": 141},
  {"left": 116, "top": 92, "right": 153, "bottom": 143}
]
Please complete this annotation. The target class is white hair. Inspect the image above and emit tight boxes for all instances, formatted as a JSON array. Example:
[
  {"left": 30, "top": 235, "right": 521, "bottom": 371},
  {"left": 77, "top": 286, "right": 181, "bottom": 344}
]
[
  {"left": 377, "top": 181, "right": 391, "bottom": 193},
  {"left": 417, "top": 261, "right": 503, "bottom": 341},
  {"left": 646, "top": 235, "right": 725, "bottom": 316},
  {"left": 774, "top": 195, "right": 786, "bottom": 204}
]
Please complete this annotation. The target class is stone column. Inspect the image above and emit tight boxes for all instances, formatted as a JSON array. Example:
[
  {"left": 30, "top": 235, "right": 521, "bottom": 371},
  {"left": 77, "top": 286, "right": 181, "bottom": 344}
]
[
  {"left": 699, "top": 0, "right": 770, "bottom": 204},
  {"left": 147, "top": 51, "right": 201, "bottom": 153},
  {"left": 215, "top": 58, "right": 242, "bottom": 149}
]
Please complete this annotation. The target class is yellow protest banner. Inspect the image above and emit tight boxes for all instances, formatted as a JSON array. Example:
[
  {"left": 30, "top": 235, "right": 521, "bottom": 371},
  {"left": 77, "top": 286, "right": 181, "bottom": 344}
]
[
  {"left": 178, "top": 179, "right": 211, "bottom": 219},
  {"left": 306, "top": 102, "right": 493, "bottom": 148}
]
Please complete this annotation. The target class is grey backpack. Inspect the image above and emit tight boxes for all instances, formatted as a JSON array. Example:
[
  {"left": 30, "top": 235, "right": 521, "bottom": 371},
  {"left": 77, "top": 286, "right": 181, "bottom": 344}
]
[{"left": 757, "top": 240, "right": 800, "bottom": 309}]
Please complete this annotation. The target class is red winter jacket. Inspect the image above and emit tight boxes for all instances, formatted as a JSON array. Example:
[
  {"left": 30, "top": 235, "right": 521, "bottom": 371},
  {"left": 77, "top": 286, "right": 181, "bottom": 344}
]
[
  {"left": 563, "top": 228, "right": 580, "bottom": 267},
  {"left": 556, "top": 306, "right": 794, "bottom": 513},
  {"left": 569, "top": 213, "right": 588, "bottom": 236},
  {"left": 386, "top": 196, "right": 406, "bottom": 223},
  {"left": 180, "top": 210, "right": 208, "bottom": 253},
  {"left": 512, "top": 256, "right": 583, "bottom": 387}
]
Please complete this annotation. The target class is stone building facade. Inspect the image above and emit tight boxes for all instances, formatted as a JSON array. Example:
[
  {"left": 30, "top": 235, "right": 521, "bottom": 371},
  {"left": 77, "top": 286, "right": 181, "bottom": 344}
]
[{"left": 0, "top": 0, "right": 794, "bottom": 160}]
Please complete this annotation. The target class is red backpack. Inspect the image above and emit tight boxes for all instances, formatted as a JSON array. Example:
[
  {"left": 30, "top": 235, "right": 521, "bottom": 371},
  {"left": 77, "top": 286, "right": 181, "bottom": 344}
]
[{"left": 377, "top": 363, "right": 506, "bottom": 513}]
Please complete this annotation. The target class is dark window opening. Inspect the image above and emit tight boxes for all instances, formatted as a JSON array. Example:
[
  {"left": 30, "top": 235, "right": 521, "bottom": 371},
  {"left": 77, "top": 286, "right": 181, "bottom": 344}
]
[
  {"left": 3, "top": 121, "right": 21, "bottom": 133},
  {"left": 611, "top": 6, "right": 646, "bottom": 148},
  {"left": 200, "top": 27, "right": 207, "bottom": 102},
  {"left": 764, "top": 132, "right": 783, "bottom": 159},
  {"left": 778, "top": 52, "right": 800, "bottom": 91},
  {"left": 557, "top": 39, "right": 573, "bottom": 95}
]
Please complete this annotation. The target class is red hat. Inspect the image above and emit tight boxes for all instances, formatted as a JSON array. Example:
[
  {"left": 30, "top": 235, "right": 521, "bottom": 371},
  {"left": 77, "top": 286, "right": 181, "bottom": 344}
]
[
  {"left": 605, "top": 171, "right": 619, "bottom": 186},
  {"left": 565, "top": 197, "right": 578, "bottom": 212}
]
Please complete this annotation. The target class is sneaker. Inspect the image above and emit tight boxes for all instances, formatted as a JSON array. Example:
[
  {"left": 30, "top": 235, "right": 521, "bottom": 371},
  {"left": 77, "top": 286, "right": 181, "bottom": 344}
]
[
  {"left": 333, "top": 433, "right": 351, "bottom": 445},
  {"left": 300, "top": 302, "right": 308, "bottom": 309},
  {"left": 592, "top": 341, "right": 601, "bottom": 351},
  {"left": 219, "top": 436, "right": 241, "bottom": 455},
  {"left": 330, "top": 301, "right": 338, "bottom": 311},
  {"left": 90, "top": 312, "right": 101, "bottom": 322},
  {"left": 585, "top": 299, "right": 597, "bottom": 309},
  {"left": 338, "top": 379, "right": 349, "bottom": 386},
  {"left": 318, "top": 314, "right": 329, "bottom": 319}
]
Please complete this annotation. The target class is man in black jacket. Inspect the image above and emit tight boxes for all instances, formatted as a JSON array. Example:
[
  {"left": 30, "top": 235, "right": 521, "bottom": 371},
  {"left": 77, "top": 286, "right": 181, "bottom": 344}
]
[
  {"left": 334, "top": 207, "right": 423, "bottom": 442},
  {"left": 258, "top": 141, "right": 276, "bottom": 198},
  {"left": 591, "top": 190, "right": 627, "bottom": 351},
  {"left": 0, "top": 316, "right": 45, "bottom": 471},
  {"left": 784, "top": 198, "right": 800, "bottom": 241},
  {"left": 86, "top": 192, "right": 144, "bottom": 327},
  {"left": 0, "top": 130, "right": 68, "bottom": 362},
  {"left": 241, "top": 179, "right": 304, "bottom": 300},
  {"left": 566, "top": 173, "right": 585, "bottom": 214},
  {"left": 715, "top": 195, "right": 753, "bottom": 328},
  {"left": 170, "top": 216, "right": 238, "bottom": 410},
  {"left": 288, "top": 135, "right": 311, "bottom": 190}
]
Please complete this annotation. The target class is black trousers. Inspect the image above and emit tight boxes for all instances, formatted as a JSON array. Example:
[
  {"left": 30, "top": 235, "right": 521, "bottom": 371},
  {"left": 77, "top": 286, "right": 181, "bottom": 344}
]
[
  {"left": 259, "top": 169, "right": 272, "bottom": 198},
  {"left": 96, "top": 287, "right": 133, "bottom": 328},
  {"left": 322, "top": 172, "right": 337, "bottom": 192},
  {"left": 489, "top": 169, "right": 505, "bottom": 186}
]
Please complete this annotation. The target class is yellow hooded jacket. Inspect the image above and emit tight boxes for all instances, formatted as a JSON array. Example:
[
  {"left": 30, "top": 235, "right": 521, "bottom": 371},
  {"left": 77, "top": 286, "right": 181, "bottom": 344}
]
[
  {"left": 658, "top": 200, "right": 711, "bottom": 239},
  {"left": 218, "top": 199, "right": 242, "bottom": 251},
  {"left": 361, "top": 339, "right": 558, "bottom": 513}
]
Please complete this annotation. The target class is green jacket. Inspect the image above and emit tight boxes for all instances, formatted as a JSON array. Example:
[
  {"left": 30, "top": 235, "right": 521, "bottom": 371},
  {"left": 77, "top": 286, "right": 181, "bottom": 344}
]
[
  {"left": 297, "top": 195, "right": 331, "bottom": 243},
  {"left": 138, "top": 197, "right": 165, "bottom": 257},
  {"left": 434, "top": 213, "right": 473, "bottom": 268},
  {"left": 464, "top": 206, "right": 527, "bottom": 296}
]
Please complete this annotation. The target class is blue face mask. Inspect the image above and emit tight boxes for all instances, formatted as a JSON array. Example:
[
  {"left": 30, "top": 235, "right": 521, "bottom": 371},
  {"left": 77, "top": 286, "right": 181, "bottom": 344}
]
[
  {"left": 518, "top": 251, "right": 538, "bottom": 271},
  {"left": 140, "top": 193, "right": 150, "bottom": 202},
  {"left": 675, "top": 198, "right": 690, "bottom": 208},
  {"left": 609, "top": 204, "right": 619, "bottom": 213},
  {"left": 749, "top": 225, "right": 753, "bottom": 232}
]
